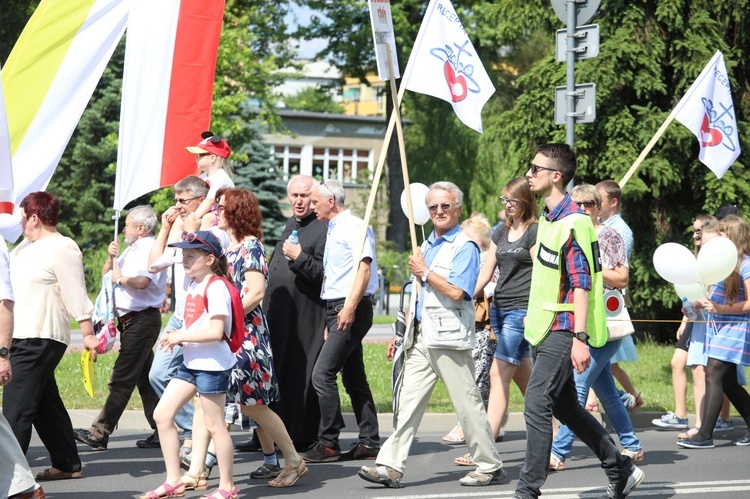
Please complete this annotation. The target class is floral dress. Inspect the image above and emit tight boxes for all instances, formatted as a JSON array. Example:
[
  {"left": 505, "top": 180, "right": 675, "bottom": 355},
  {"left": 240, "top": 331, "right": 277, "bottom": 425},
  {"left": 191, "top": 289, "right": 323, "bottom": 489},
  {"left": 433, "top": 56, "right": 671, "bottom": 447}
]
[{"left": 226, "top": 236, "right": 280, "bottom": 406}]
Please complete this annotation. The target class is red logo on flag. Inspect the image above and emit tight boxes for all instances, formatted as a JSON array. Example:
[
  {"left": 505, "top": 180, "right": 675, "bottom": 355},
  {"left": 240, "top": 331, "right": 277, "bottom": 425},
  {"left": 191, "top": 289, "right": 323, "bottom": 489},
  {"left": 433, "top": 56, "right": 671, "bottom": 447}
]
[{"left": 377, "top": 7, "right": 387, "bottom": 22}]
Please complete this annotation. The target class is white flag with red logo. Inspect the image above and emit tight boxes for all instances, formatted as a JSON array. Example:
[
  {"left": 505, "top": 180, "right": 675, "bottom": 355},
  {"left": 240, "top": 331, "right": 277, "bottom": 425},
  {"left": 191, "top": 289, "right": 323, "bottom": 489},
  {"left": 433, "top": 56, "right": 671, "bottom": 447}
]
[
  {"left": 401, "top": 0, "right": 495, "bottom": 133},
  {"left": 673, "top": 51, "right": 741, "bottom": 178}
]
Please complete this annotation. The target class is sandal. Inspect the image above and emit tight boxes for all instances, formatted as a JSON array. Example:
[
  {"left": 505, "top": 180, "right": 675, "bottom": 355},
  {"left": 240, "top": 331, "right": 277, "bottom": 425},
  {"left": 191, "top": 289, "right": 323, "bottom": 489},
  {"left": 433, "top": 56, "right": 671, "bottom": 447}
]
[
  {"left": 453, "top": 453, "right": 475, "bottom": 466},
  {"left": 585, "top": 402, "right": 599, "bottom": 412},
  {"left": 678, "top": 426, "right": 700, "bottom": 440},
  {"left": 139, "top": 482, "right": 186, "bottom": 499},
  {"left": 549, "top": 454, "right": 565, "bottom": 472},
  {"left": 441, "top": 423, "right": 466, "bottom": 445},
  {"left": 36, "top": 468, "right": 83, "bottom": 481},
  {"left": 199, "top": 488, "right": 239, "bottom": 499},
  {"left": 268, "top": 461, "right": 309, "bottom": 487},
  {"left": 495, "top": 427, "right": 505, "bottom": 443},
  {"left": 182, "top": 471, "right": 208, "bottom": 491},
  {"left": 250, "top": 463, "right": 281, "bottom": 479}
]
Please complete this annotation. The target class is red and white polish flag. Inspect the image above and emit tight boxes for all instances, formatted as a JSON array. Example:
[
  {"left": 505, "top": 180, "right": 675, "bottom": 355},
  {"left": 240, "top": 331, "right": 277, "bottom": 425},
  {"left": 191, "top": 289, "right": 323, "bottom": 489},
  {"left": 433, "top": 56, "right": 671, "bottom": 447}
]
[
  {"left": 673, "top": 51, "right": 741, "bottom": 179},
  {"left": 401, "top": 0, "right": 495, "bottom": 133},
  {"left": 114, "top": 0, "right": 225, "bottom": 211}
]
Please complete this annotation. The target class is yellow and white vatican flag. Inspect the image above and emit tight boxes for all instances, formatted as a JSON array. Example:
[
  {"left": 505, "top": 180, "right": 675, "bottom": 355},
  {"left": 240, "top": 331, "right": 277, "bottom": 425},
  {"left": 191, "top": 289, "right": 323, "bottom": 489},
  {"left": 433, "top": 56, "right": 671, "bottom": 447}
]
[
  {"left": 0, "top": 0, "right": 127, "bottom": 241},
  {"left": 0, "top": 64, "right": 13, "bottom": 217}
]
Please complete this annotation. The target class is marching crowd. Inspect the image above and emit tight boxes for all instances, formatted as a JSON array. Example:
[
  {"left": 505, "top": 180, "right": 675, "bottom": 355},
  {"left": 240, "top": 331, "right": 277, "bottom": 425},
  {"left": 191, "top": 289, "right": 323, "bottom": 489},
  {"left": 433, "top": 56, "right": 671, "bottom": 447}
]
[{"left": 1, "top": 139, "right": 749, "bottom": 499}]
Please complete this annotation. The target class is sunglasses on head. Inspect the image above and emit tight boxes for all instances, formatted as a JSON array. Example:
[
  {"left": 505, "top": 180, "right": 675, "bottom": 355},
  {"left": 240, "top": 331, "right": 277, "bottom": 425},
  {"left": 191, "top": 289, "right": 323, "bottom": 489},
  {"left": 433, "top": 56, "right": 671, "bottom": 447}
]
[{"left": 181, "top": 231, "right": 215, "bottom": 255}]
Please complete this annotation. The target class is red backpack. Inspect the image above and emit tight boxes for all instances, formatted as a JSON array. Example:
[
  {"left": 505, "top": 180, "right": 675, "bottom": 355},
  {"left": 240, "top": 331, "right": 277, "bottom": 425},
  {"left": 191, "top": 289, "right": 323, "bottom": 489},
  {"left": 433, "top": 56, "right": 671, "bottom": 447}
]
[{"left": 203, "top": 274, "right": 247, "bottom": 353}]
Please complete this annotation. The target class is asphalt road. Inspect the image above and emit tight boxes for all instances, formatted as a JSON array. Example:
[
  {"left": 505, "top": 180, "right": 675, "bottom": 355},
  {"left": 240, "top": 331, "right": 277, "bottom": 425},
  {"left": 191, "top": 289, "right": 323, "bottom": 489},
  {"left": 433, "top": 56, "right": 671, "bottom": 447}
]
[{"left": 26, "top": 424, "right": 750, "bottom": 498}]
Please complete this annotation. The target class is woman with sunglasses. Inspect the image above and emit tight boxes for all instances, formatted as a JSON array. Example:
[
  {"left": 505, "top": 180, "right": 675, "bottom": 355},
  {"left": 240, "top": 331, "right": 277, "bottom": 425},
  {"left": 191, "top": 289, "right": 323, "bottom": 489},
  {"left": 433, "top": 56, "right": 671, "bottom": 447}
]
[
  {"left": 215, "top": 188, "right": 308, "bottom": 487},
  {"left": 449, "top": 177, "right": 536, "bottom": 465},
  {"left": 549, "top": 183, "right": 643, "bottom": 471}
]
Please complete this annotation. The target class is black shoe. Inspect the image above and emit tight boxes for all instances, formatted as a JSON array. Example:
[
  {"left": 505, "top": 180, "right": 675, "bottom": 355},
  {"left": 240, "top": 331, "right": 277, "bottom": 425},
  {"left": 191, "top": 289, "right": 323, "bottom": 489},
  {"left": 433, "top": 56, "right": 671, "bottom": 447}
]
[
  {"left": 136, "top": 430, "right": 160, "bottom": 449},
  {"left": 73, "top": 428, "right": 107, "bottom": 451},
  {"left": 301, "top": 441, "right": 341, "bottom": 462},
  {"left": 607, "top": 465, "right": 645, "bottom": 498},
  {"left": 339, "top": 441, "right": 380, "bottom": 460},
  {"left": 235, "top": 439, "right": 263, "bottom": 452}
]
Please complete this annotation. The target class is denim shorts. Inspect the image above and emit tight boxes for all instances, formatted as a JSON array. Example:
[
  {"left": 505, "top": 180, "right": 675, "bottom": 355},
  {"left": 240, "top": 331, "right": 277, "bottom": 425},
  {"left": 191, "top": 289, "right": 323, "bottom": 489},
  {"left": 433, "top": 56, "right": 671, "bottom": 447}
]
[
  {"left": 173, "top": 365, "right": 231, "bottom": 395},
  {"left": 491, "top": 307, "right": 529, "bottom": 365}
]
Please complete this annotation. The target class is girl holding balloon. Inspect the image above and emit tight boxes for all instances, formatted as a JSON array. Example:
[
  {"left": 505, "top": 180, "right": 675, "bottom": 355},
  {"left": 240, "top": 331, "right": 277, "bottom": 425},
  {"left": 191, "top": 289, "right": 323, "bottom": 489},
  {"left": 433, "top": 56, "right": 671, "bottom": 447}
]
[{"left": 678, "top": 215, "right": 750, "bottom": 449}]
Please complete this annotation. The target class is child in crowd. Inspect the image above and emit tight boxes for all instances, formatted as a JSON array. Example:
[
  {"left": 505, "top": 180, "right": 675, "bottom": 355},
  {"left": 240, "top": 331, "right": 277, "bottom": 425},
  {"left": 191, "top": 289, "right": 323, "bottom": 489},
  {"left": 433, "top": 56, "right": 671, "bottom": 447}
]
[
  {"left": 140, "top": 231, "right": 238, "bottom": 499},
  {"left": 186, "top": 132, "right": 235, "bottom": 228}
]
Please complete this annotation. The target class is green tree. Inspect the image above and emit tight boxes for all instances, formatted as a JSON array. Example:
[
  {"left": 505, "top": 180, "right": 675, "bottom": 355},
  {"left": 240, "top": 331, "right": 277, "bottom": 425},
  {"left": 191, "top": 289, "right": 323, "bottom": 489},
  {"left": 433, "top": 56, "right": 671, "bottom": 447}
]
[
  {"left": 481, "top": 0, "right": 750, "bottom": 338},
  {"left": 283, "top": 86, "right": 343, "bottom": 113},
  {"left": 232, "top": 121, "right": 287, "bottom": 245}
]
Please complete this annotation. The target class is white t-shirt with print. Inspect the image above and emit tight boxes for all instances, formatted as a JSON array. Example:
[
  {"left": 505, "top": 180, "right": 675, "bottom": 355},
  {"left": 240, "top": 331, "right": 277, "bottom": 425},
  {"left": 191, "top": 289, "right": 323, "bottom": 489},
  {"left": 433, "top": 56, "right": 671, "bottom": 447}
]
[
  {"left": 200, "top": 169, "right": 235, "bottom": 201},
  {"left": 181, "top": 277, "right": 236, "bottom": 371}
]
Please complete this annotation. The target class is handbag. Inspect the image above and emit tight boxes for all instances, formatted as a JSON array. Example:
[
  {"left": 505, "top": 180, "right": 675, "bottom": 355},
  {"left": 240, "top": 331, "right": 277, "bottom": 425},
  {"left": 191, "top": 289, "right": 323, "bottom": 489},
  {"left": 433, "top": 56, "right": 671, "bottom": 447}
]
[
  {"left": 475, "top": 294, "right": 495, "bottom": 340},
  {"left": 606, "top": 302, "right": 635, "bottom": 341}
]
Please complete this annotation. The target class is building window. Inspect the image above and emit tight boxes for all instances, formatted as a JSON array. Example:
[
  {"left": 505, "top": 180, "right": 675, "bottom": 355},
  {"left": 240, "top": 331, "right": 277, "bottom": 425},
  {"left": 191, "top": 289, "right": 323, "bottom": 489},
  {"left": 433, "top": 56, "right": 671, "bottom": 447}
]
[{"left": 272, "top": 145, "right": 373, "bottom": 185}]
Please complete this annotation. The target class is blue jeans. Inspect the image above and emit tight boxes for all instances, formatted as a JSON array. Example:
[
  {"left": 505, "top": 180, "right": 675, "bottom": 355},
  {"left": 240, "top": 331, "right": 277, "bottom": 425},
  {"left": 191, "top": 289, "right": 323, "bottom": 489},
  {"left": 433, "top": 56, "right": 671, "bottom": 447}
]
[
  {"left": 173, "top": 365, "right": 231, "bottom": 395},
  {"left": 149, "top": 315, "right": 193, "bottom": 438},
  {"left": 552, "top": 339, "right": 642, "bottom": 460},
  {"left": 516, "top": 331, "right": 628, "bottom": 499},
  {"left": 490, "top": 307, "right": 529, "bottom": 365}
]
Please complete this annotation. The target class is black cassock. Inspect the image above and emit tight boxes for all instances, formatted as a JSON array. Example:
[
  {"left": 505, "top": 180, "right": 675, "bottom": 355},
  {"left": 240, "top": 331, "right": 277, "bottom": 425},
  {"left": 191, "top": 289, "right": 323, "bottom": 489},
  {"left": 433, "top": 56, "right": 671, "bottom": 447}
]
[{"left": 264, "top": 212, "right": 327, "bottom": 446}]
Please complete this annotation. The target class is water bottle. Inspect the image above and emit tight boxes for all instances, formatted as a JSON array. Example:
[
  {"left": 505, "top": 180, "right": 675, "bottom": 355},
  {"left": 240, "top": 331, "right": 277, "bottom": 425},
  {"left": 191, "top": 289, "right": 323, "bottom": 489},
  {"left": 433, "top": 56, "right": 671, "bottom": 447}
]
[
  {"left": 285, "top": 230, "right": 299, "bottom": 260},
  {"left": 682, "top": 297, "right": 697, "bottom": 320}
]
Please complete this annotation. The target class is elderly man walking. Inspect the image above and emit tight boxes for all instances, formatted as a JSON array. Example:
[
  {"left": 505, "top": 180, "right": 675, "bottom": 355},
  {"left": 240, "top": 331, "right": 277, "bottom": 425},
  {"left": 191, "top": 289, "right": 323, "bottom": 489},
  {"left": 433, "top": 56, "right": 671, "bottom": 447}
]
[
  {"left": 301, "top": 179, "right": 380, "bottom": 463},
  {"left": 359, "top": 181, "right": 505, "bottom": 488},
  {"left": 74, "top": 206, "right": 167, "bottom": 451}
]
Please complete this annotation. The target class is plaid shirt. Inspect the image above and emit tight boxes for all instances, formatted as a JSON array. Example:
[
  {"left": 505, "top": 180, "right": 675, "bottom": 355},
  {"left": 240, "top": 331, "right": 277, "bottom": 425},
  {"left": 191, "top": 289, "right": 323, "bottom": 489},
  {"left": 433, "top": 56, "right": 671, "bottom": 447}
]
[{"left": 543, "top": 195, "right": 592, "bottom": 333}]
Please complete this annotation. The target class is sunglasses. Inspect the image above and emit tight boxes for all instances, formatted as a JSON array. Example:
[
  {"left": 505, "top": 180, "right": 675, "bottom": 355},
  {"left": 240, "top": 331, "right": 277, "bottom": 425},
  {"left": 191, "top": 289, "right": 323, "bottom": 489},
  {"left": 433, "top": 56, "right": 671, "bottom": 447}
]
[
  {"left": 318, "top": 180, "right": 335, "bottom": 199},
  {"left": 174, "top": 196, "right": 200, "bottom": 205},
  {"left": 181, "top": 231, "right": 216, "bottom": 255},
  {"left": 529, "top": 163, "right": 559, "bottom": 175},
  {"left": 428, "top": 203, "right": 456, "bottom": 213},
  {"left": 576, "top": 200, "right": 598, "bottom": 209},
  {"left": 500, "top": 196, "right": 519, "bottom": 206}
]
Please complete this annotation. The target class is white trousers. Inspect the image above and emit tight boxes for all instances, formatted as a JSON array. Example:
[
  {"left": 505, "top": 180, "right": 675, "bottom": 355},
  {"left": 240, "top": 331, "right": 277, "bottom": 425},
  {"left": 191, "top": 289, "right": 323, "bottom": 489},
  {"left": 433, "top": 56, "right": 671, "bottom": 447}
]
[
  {"left": 377, "top": 332, "right": 503, "bottom": 474},
  {"left": 0, "top": 411, "right": 36, "bottom": 497}
]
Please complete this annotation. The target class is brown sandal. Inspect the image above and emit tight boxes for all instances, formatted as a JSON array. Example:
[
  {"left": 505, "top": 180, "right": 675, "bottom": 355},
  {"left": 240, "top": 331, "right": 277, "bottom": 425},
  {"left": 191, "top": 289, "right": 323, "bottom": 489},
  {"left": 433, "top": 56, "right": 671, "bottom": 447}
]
[
  {"left": 182, "top": 471, "right": 208, "bottom": 491},
  {"left": 268, "top": 461, "right": 309, "bottom": 487},
  {"left": 35, "top": 468, "right": 83, "bottom": 481}
]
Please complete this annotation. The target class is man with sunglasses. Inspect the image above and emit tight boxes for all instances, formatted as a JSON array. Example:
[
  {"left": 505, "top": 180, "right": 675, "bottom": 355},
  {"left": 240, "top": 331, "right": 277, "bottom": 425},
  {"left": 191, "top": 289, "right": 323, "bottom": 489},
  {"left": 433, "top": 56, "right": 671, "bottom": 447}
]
[
  {"left": 359, "top": 182, "right": 505, "bottom": 488},
  {"left": 516, "top": 144, "right": 643, "bottom": 499},
  {"left": 75, "top": 206, "right": 167, "bottom": 452},
  {"left": 302, "top": 179, "right": 380, "bottom": 463}
]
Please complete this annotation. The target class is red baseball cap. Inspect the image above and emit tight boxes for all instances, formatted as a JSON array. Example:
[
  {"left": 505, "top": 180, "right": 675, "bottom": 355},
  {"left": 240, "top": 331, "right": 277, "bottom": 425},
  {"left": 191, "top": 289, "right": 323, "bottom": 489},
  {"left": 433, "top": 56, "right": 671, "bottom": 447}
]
[{"left": 186, "top": 131, "right": 231, "bottom": 158}]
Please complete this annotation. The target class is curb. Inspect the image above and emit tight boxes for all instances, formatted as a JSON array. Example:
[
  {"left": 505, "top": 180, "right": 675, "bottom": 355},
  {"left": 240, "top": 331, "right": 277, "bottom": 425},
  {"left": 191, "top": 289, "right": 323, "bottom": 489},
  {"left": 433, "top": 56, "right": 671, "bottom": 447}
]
[{"left": 67, "top": 409, "right": 706, "bottom": 434}]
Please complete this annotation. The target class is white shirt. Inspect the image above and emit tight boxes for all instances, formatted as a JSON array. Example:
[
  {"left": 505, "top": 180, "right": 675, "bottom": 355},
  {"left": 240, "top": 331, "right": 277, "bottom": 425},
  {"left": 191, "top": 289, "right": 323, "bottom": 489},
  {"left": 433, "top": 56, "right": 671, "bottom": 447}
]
[
  {"left": 10, "top": 235, "right": 93, "bottom": 345},
  {"left": 114, "top": 236, "right": 167, "bottom": 315},
  {"left": 181, "top": 277, "right": 236, "bottom": 371},
  {"left": 201, "top": 169, "right": 235, "bottom": 201},
  {"left": 321, "top": 210, "right": 379, "bottom": 300}
]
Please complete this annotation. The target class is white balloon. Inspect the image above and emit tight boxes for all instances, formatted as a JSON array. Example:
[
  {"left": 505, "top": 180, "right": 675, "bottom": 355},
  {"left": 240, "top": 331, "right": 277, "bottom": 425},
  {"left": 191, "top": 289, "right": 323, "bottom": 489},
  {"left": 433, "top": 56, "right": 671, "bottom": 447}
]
[
  {"left": 400, "top": 183, "right": 431, "bottom": 225},
  {"left": 697, "top": 237, "right": 738, "bottom": 286},
  {"left": 652, "top": 243, "right": 699, "bottom": 285},
  {"left": 674, "top": 282, "right": 706, "bottom": 302}
]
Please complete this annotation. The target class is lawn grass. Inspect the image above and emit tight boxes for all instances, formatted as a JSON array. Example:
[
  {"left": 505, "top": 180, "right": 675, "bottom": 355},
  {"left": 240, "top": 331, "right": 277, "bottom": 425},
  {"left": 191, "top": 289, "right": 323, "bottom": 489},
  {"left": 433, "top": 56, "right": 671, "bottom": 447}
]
[{"left": 6, "top": 338, "right": 750, "bottom": 416}]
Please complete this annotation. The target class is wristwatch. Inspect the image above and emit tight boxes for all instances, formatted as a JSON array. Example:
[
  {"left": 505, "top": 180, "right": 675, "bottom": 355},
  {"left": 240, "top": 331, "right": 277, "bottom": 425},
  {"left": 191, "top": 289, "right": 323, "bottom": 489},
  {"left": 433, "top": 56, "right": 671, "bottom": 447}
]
[
  {"left": 421, "top": 270, "right": 431, "bottom": 283},
  {"left": 0, "top": 347, "right": 9, "bottom": 357},
  {"left": 572, "top": 331, "right": 590, "bottom": 343}
]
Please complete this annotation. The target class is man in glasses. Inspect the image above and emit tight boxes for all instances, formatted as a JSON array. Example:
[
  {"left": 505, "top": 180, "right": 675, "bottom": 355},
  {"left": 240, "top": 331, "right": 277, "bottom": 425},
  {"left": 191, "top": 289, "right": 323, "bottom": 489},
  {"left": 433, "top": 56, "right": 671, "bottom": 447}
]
[
  {"left": 302, "top": 179, "right": 380, "bottom": 463},
  {"left": 516, "top": 144, "right": 643, "bottom": 499},
  {"left": 359, "top": 182, "right": 505, "bottom": 488},
  {"left": 75, "top": 206, "right": 167, "bottom": 452}
]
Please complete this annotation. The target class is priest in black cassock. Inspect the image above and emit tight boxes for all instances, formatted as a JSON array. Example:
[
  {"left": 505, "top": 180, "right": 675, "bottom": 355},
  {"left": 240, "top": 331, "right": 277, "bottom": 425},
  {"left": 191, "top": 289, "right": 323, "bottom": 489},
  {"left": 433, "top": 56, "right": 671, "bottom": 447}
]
[{"left": 263, "top": 174, "right": 327, "bottom": 450}]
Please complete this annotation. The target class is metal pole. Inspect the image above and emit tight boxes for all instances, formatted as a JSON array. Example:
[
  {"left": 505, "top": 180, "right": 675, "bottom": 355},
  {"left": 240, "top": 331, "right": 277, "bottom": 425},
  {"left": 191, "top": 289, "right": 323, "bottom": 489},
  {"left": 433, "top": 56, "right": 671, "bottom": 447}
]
[{"left": 565, "top": 0, "right": 576, "bottom": 149}]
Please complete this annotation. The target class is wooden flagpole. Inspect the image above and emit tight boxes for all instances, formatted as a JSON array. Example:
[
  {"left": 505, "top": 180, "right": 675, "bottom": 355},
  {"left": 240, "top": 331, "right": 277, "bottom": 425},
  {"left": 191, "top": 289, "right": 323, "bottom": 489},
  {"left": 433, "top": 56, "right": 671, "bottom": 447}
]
[{"left": 619, "top": 110, "right": 678, "bottom": 188}]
